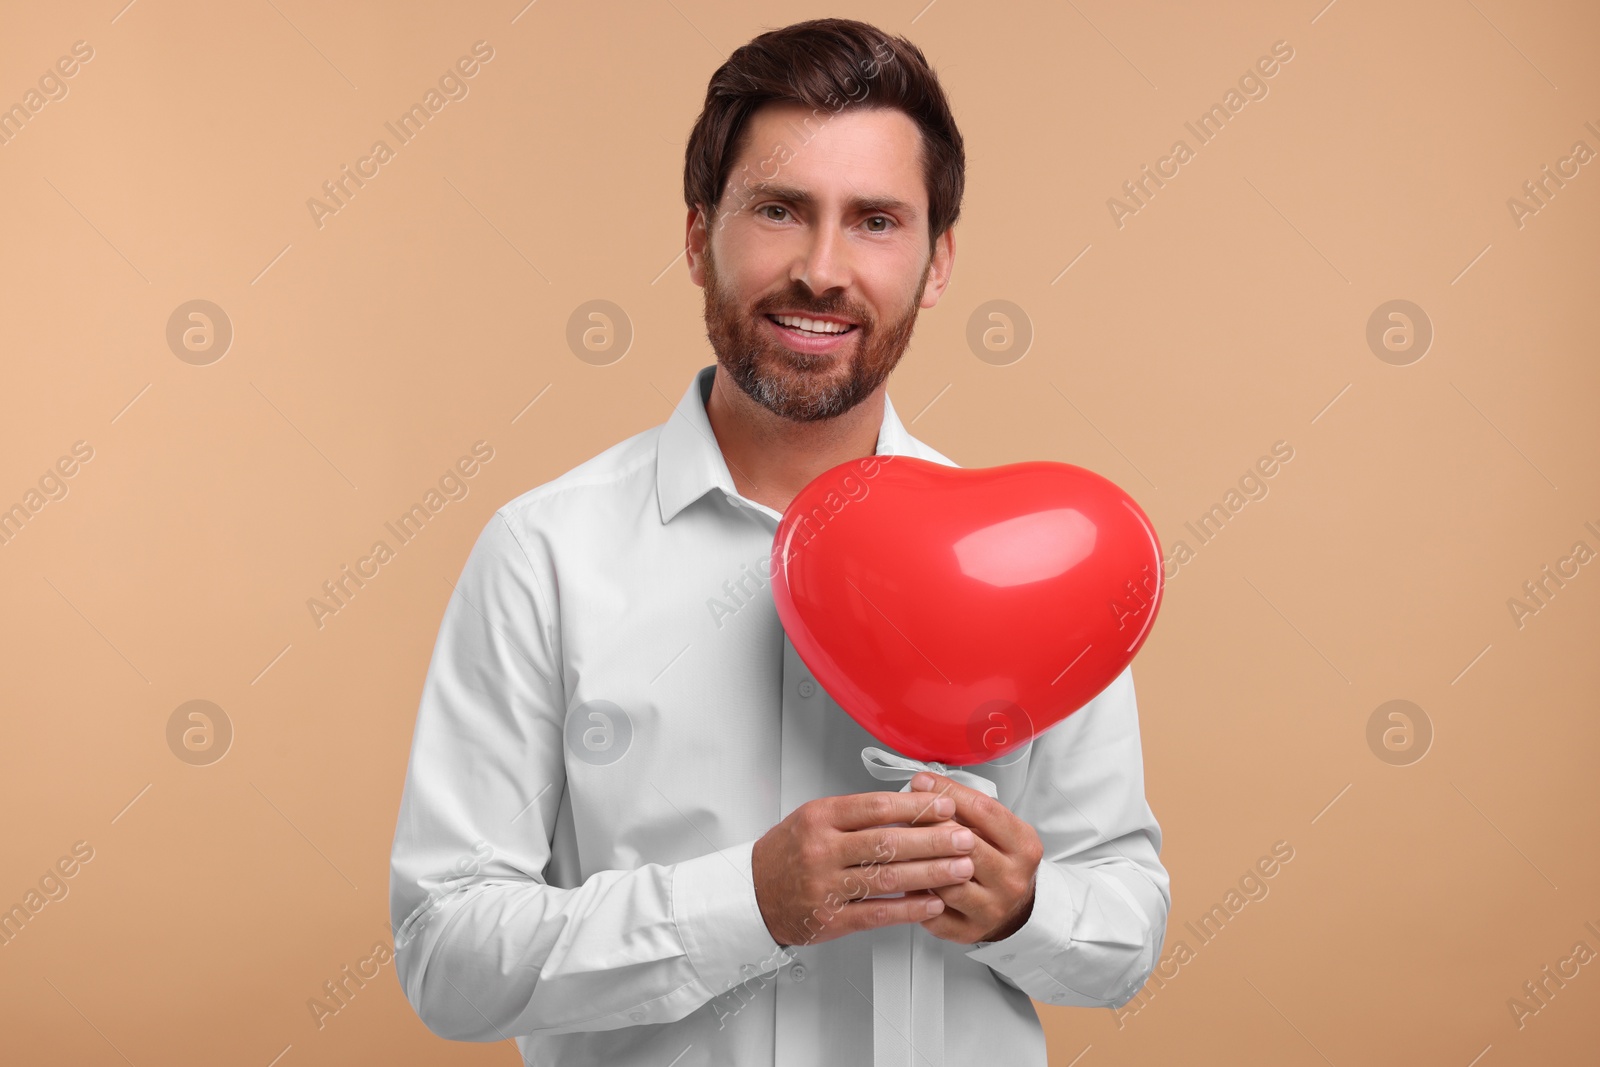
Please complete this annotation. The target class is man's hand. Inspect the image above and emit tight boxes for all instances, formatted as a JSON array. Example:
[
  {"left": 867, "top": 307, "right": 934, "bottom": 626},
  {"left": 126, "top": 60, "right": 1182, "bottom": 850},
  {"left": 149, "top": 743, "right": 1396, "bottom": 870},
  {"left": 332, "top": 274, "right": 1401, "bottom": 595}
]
[
  {"left": 752, "top": 790, "right": 979, "bottom": 948},
  {"left": 907, "top": 771, "right": 1043, "bottom": 944}
]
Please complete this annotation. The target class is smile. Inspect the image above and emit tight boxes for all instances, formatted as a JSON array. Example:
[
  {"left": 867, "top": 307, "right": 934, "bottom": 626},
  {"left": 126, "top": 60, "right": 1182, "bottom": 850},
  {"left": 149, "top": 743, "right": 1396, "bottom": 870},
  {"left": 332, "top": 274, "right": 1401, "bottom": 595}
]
[
  {"left": 762, "top": 313, "right": 861, "bottom": 355},
  {"left": 765, "top": 314, "right": 858, "bottom": 336}
]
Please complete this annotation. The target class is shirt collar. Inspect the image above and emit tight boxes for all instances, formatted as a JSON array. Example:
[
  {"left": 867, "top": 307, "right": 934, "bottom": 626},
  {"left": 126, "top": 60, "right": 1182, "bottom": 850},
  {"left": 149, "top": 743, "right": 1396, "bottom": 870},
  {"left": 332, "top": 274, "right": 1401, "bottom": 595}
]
[{"left": 657, "top": 363, "right": 919, "bottom": 524}]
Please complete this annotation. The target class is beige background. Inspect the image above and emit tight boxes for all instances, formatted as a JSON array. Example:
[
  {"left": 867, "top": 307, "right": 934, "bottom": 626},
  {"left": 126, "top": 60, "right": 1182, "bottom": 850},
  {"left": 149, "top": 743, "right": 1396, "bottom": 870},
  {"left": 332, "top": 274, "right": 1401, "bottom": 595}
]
[{"left": 2, "top": 0, "right": 1596, "bottom": 1064}]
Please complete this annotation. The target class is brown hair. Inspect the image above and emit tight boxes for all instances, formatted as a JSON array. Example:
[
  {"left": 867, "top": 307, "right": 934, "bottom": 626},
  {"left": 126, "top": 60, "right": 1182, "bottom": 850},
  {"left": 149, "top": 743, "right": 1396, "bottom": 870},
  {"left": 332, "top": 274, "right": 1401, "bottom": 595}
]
[{"left": 683, "top": 17, "right": 965, "bottom": 255}]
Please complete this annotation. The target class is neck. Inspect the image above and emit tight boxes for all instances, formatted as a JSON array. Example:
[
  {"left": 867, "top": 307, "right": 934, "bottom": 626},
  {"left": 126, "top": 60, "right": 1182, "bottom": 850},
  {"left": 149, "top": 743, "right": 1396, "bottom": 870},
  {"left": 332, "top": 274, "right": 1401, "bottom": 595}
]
[{"left": 704, "top": 364, "right": 885, "bottom": 514}]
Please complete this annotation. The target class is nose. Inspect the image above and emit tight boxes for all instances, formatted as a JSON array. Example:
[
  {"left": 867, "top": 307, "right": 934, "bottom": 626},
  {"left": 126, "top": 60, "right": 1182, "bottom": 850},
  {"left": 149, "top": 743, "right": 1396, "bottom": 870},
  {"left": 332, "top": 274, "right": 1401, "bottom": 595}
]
[{"left": 792, "top": 217, "right": 851, "bottom": 297}]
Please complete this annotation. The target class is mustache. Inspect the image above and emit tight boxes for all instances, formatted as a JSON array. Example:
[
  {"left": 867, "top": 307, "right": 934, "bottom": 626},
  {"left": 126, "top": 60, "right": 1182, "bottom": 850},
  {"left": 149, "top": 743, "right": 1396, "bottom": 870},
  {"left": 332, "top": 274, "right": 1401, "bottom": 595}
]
[{"left": 755, "top": 299, "right": 871, "bottom": 326}]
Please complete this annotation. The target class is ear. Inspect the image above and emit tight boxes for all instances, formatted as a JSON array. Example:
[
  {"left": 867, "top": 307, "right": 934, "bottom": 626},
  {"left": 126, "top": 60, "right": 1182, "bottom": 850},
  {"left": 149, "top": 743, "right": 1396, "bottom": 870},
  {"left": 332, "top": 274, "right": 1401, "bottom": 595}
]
[
  {"left": 685, "top": 206, "right": 710, "bottom": 289},
  {"left": 918, "top": 225, "right": 956, "bottom": 309}
]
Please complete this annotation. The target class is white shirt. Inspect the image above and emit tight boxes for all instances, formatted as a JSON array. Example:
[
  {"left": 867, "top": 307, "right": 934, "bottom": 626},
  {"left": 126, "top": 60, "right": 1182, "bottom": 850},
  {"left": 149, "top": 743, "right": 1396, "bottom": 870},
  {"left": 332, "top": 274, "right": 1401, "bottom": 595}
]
[{"left": 389, "top": 363, "right": 1171, "bottom": 1066}]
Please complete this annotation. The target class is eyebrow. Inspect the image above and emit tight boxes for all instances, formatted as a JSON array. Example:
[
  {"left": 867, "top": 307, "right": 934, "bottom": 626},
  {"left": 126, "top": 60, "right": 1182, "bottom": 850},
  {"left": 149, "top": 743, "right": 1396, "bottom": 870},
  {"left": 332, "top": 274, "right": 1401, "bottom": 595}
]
[{"left": 742, "top": 181, "right": 920, "bottom": 221}]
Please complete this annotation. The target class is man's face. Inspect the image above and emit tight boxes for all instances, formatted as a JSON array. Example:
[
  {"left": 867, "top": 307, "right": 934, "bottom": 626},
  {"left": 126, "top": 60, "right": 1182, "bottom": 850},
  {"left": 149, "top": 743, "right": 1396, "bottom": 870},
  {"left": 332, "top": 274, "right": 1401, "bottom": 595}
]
[{"left": 688, "top": 102, "right": 953, "bottom": 423}]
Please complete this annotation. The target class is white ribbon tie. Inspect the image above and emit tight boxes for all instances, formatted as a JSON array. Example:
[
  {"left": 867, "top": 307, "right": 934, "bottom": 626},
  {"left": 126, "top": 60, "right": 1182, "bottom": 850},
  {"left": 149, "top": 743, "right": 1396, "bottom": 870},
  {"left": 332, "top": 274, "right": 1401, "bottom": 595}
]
[{"left": 859, "top": 745, "right": 998, "bottom": 1067}]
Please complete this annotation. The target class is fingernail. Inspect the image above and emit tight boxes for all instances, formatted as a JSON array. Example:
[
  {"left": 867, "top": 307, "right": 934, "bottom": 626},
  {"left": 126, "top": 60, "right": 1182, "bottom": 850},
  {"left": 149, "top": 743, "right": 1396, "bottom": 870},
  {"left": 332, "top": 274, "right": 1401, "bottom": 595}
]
[
  {"left": 934, "top": 797, "right": 954, "bottom": 816},
  {"left": 911, "top": 773, "right": 932, "bottom": 790},
  {"left": 952, "top": 828, "right": 974, "bottom": 849},
  {"left": 925, "top": 898, "right": 944, "bottom": 915},
  {"left": 952, "top": 857, "right": 974, "bottom": 877}
]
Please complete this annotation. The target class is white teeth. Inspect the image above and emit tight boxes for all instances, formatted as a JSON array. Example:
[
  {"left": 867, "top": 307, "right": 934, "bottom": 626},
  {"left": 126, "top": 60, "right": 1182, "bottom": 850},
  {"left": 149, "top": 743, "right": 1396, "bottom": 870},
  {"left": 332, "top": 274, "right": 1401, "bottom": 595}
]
[{"left": 771, "top": 314, "right": 850, "bottom": 334}]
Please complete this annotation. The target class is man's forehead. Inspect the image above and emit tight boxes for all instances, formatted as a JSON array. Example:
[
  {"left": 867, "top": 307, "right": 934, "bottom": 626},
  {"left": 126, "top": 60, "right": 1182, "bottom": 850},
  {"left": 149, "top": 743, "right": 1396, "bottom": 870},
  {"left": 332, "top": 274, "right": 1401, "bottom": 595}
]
[{"left": 731, "top": 103, "right": 926, "bottom": 205}]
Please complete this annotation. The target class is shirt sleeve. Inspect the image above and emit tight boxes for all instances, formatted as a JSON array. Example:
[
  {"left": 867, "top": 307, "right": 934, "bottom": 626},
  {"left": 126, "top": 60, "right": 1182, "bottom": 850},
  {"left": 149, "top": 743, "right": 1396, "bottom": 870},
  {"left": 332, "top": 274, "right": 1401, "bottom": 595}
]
[
  {"left": 388, "top": 509, "right": 792, "bottom": 1041},
  {"left": 963, "top": 665, "right": 1170, "bottom": 1009}
]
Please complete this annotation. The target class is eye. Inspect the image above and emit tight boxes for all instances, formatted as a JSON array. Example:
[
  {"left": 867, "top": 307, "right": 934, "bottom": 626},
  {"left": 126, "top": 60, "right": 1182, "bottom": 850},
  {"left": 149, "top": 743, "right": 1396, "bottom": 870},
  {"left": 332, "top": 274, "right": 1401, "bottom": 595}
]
[
  {"left": 864, "top": 215, "right": 893, "bottom": 233},
  {"left": 758, "top": 205, "right": 790, "bottom": 222}
]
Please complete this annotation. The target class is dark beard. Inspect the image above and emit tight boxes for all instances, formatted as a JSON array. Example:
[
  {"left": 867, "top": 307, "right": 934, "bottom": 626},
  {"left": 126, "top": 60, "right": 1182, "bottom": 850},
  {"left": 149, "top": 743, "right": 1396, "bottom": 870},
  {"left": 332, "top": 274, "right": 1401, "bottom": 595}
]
[{"left": 701, "top": 244, "right": 930, "bottom": 423}]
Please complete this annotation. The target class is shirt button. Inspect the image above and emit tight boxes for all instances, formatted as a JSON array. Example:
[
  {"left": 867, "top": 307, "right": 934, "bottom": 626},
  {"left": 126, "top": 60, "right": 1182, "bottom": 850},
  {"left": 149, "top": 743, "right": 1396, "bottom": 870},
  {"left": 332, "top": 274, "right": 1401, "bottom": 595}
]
[
  {"left": 1000, "top": 953, "right": 1015, "bottom": 962},
  {"left": 797, "top": 679, "right": 816, "bottom": 698},
  {"left": 789, "top": 962, "right": 807, "bottom": 981},
  {"left": 629, "top": 1010, "right": 645, "bottom": 1022}
]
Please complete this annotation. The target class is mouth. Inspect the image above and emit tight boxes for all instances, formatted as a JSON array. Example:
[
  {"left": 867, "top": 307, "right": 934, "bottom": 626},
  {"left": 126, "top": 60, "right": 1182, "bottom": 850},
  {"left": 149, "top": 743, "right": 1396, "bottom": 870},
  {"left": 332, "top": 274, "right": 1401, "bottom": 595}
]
[{"left": 762, "top": 313, "right": 860, "bottom": 354}]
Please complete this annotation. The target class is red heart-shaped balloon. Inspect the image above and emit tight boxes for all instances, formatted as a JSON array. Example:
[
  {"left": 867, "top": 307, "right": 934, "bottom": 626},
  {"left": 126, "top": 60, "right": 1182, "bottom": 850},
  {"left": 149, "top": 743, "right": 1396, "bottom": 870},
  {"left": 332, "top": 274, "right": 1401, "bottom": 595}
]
[{"left": 771, "top": 455, "right": 1163, "bottom": 765}]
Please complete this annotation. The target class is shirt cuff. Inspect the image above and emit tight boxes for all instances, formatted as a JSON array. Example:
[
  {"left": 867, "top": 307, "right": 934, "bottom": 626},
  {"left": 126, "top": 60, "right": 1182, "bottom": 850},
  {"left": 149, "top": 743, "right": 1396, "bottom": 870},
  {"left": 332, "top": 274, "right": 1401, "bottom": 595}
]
[
  {"left": 965, "top": 859, "right": 1072, "bottom": 983},
  {"left": 673, "top": 839, "right": 795, "bottom": 998}
]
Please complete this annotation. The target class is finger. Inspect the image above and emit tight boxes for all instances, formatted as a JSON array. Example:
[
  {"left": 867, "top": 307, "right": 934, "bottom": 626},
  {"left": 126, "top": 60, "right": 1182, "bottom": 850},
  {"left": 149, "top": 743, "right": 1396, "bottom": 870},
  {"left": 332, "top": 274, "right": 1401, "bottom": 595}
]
[
  {"left": 936, "top": 829, "right": 1006, "bottom": 888},
  {"left": 925, "top": 876, "right": 990, "bottom": 914},
  {"left": 917, "top": 885, "right": 994, "bottom": 941},
  {"left": 907, "top": 772, "right": 1030, "bottom": 855},
  {"left": 830, "top": 789, "right": 954, "bottom": 833},
  {"left": 836, "top": 819, "right": 978, "bottom": 868},
  {"left": 920, "top": 904, "right": 991, "bottom": 944},
  {"left": 833, "top": 891, "right": 949, "bottom": 935},
  {"left": 843, "top": 854, "right": 975, "bottom": 899}
]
